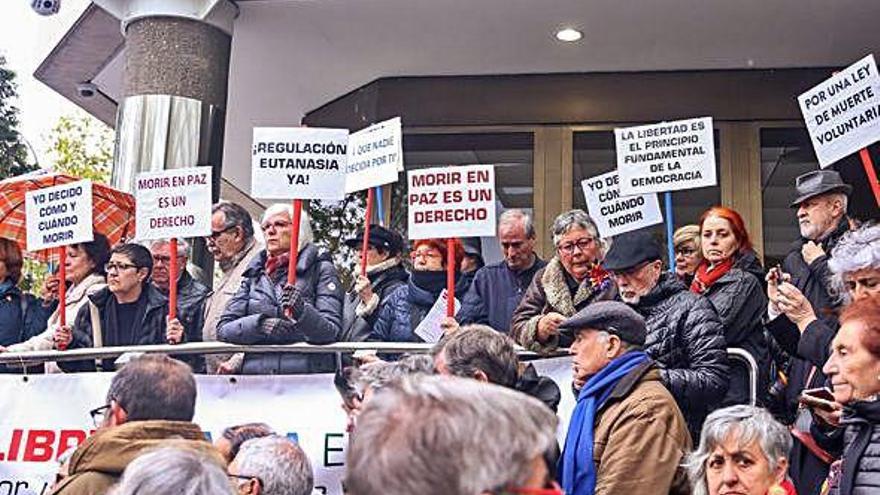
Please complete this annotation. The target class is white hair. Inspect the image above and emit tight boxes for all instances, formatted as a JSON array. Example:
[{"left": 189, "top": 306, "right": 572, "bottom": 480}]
[
  {"left": 498, "top": 209, "right": 536, "bottom": 239},
  {"left": 551, "top": 209, "right": 609, "bottom": 256},
  {"left": 109, "top": 446, "right": 233, "bottom": 495},
  {"left": 261, "top": 203, "right": 314, "bottom": 251},
  {"left": 233, "top": 436, "right": 314, "bottom": 495},
  {"left": 828, "top": 223, "right": 880, "bottom": 303},
  {"left": 147, "top": 238, "right": 189, "bottom": 258}
]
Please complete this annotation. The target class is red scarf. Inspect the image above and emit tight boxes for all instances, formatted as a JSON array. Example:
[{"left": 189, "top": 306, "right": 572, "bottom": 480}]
[
  {"left": 265, "top": 252, "right": 291, "bottom": 280},
  {"left": 690, "top": 257, "right": 735, "bottom": 294}
]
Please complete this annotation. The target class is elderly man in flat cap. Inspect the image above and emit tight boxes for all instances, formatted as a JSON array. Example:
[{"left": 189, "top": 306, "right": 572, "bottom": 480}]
[
  {"left": 557, "top": 301, "right": 690, "bottom": 495},
  {"left": 764, "top": 169, "right": 853, "bottom": 495}
]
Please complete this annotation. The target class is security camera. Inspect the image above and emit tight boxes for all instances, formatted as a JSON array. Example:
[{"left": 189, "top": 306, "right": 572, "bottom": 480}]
[
  {"left": 76, "top": 82, "right": 98, "bottom": 98},
  {"left": 31, "top": 0, "right": 60, "bottom": 16}
]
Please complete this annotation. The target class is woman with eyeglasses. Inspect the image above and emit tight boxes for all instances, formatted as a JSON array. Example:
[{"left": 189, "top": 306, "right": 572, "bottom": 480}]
[
  {"left": 691, "top": 206, "right": 769, "bottom": 407},
  {"left": 673, "top": 224, "right": 703, "bottom": 287},
  {"left": 2, "top": 234, "right": 110, "bottom": 372},
  {"left": 511, "top": 210, "right": 616, "bottom": 352},
  {"left": 0, "top": 238, "right": 52, "bottom": 371},
  {"left": 369, "top": 237, "right": 467, "bottom": 343},
  {"left": 217, "top": 204, "right": 343, "bottom": 374}
]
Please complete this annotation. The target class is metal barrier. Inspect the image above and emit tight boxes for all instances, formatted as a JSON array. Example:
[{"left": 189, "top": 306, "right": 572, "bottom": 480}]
[{"left": 727, "top": 348, "right": 759, "bottom": 406}]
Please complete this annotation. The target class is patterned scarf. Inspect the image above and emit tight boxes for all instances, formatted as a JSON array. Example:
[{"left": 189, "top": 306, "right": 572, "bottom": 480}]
[{"left": 265, "top": 252, "right": 291, "bottom": 281}]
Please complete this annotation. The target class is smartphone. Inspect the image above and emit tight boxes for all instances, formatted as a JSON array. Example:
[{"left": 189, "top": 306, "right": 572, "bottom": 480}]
[
  {"left": 770, "top": 264, "right": 783, "bottom": 287},
  {"left": 799, "top": 387, "right": 837, "bottom": 412}
]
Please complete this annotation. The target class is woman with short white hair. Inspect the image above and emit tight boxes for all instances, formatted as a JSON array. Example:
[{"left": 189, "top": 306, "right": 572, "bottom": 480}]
[{"left": 687, "top": 405, "right": 795, "bottom": 495}]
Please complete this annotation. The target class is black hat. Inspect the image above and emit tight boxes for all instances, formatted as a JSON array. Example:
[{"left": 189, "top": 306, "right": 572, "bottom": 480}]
[
  {"left": 790, "top": 170, "right": 853, "bottom": 207},
  {"left": 461, "top": 237, "right": 483, "bottom": 257},
  {"left": 344, "top": 225, "right": 404, "bottom": 255},
  {"left": 559, "top": 301, "right": 647, "bottom": 346},
  {"left": 602, "top": 229, "right": 662, "bottom": 272}
]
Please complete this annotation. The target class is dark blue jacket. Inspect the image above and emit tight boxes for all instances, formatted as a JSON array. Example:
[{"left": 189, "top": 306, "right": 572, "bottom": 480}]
[
  {"left": 0, "top": 282, "right": 51, "bottom": 348},
  {"left": 458, "top": 258, "right": 546, "bottom": 333},
  {"left": 369, "top": 273, "right": 470, "bottom": 342},
  {"left": 217, "top": 244, "right": 343, "bottom": 374}
]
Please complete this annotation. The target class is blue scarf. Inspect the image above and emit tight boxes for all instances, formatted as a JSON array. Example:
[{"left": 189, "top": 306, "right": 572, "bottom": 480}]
[{"left": 559, "top": 350, "right": 650, "bottom": 495}]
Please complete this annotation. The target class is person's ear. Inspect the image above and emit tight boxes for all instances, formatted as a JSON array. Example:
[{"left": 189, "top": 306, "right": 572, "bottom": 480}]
[
  {"left": 136, "top": 267, "right": 149, "bottom": 283},
  {"left": 107, "top": 400, "right": 127, "bottom": 427},
  {"left": 606, "top": 334, "right": 622, "bottom": 358},
  {"left": 773, "top": 457, "right": 789, "bottom": 484},
  {"left": 472, "top": 369, "right": 490, "bottom": 383}
]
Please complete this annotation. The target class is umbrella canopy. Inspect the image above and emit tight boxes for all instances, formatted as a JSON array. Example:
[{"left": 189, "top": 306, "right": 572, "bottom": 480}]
[{"left": 0, "top": 171, "right": 135, "bottom": 259}]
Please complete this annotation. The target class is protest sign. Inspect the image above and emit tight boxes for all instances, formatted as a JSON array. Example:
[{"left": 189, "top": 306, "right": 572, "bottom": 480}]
[
  {"left": 25, "top": 180, "right": 93, "bottom": 251},
  {"left": 407, "top": 165, "right": 496, "bottom": 240},
  {"left": 345, "top": 117, "right": 403, "bottom": 193},
  {"left": 581, "top": 171, "right": 663, "bottom": 238},
  {"left": 413, "top": 289, "right": 461, "bottom": 343},
  {"left": 798, "top": 54, "right": 880, "bottom": 168},
  {"left": 252, "top": 127, "right": 348, "bottom": 200},
  {"left": 135, "top": 167, "right": 212, "bottom": 240},
  {"left": 616, "top": 117, "right": 717, "bottom": 196}
]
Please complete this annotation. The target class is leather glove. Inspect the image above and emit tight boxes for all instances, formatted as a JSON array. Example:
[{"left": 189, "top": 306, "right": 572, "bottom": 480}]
[
  {"left": 280, "top": 283, "right": 306, "bottom": 319},
  {"left": 260, "top": 317, "right": 305, "bottom": 343}
]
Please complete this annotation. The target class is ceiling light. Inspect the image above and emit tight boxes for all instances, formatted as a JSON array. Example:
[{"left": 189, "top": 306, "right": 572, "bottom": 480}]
[{"left": 555, "top": 28, "right": 583, "bottom": 42}]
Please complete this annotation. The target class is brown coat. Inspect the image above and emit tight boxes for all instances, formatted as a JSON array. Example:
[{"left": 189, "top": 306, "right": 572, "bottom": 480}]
[
  {"left": 591, "top": 360, "right": 692, "bottom": 495},
  {"left": 511, "top": 257, "right": 617, "bottom": 352},
  {"left": 51, "top": 420, "right": 222, "bottom": 495}
]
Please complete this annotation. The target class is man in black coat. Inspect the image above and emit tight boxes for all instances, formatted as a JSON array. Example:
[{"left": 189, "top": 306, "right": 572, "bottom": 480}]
[
  {"left": 765, "top": 169, "right": 852, "bottom": 495},
  {"left": 341, "top": 225, "right": 408, "bottom": 342},
  {"left": 603, "top": 229, "right": 729, "bottom": 442}
]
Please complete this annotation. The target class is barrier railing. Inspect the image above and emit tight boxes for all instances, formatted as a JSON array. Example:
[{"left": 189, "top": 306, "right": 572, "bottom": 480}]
[{"left": 727, "top": 348, "right": 759, "bottom": 406}]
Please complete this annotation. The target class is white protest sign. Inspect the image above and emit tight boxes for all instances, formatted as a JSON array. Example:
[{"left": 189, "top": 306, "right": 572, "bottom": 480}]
[
  {"left": 135, "top": 167, "right": 212, "bottom": 240},
  {"left": 581, "top": 171, "right": 663, "bottom": 238},
  {"left": 252, "top": 127, "right": 348, "bottom": 200},
  {"left": 407, "top": 165, "right": 496, "bottom": 240},
  {"left": 25, "top": 180, "right": 93, "bottom": 251},
  {"left": 798, "top": 54, "right": 880, "bottom": 168},
  {"left": 616, "top": 116, "right": 717, "bottom": 196},
  {"left": 345, "top": 117, "right": 403, "bottom": 193},
  {"left": 413, "top": 289, "right": 461, "bottom": 343}
]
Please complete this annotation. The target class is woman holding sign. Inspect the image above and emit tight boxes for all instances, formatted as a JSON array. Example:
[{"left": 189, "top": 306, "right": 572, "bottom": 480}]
[
  {"left": 691, "top": 207, "right": 769, "bottom": 407},
  {"left": 217, "top": 204, "right": 343, "bottom": 374},
  {"left": 369, "top": 238, "right": 466, "bottom": 343}
]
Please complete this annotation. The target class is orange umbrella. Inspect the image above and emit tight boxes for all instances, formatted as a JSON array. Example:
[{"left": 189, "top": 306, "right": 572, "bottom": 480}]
[{"left": 0, "top": 171, "right": 136, "bottom": 260}]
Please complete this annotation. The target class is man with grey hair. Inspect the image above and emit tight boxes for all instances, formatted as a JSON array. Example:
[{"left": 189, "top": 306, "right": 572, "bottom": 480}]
[
  {"left": 432, "top": 324, "right": 561, "bottom": 412},
  {"left": 557, "top": 300, "right": 691, "bottom": 495},
  {"left": 149, "top": 238, "right": 209, "bottom": 372},
  {"left": 346, "top": 374, "right": 560, "bottom": 495},
  {"left": 228, "top": 436, "right": 314, "bottom": 495},
  {"left": 512, "top": 209, "right": 616, "bottom": 351},
  {"left": 764, "top": 169, "right": 852, "bottom": 494},
  {"left": 458, "top": 209, "right": 547, "bottom": 333},
  {"left": 203, "top": 202, "right": 262, "bottom": 373},
  {"left": 110, "top": 447, "right": 233, "bottom": 495}
]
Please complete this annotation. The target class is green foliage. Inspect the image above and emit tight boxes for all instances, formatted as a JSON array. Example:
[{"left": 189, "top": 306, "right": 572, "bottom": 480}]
[
  {"left": 47, "top": 111, "right": 113, "bottom": 183},
  {"left": 19, "top": 258, "right": 49, "bottom": 295},
  {"left": 0, "top": 56, "right": 37, "bottom": 179},
  {"left": 308, "top": 193, "right": 367, "bottom": 288}
]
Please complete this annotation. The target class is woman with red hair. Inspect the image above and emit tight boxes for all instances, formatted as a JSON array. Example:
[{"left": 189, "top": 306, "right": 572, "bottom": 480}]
[
  {"left": 369, "top": 238, "right": 467, "bottom": 342},
  {"left": 692, "top": 206, "right": 769, "bottom": 407}
]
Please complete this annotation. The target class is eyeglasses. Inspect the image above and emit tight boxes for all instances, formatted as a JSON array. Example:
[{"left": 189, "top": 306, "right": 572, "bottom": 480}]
[
  {"left": 207, "top": 225, "right": 237, "bottom": 241},
  {"left": 555, "top": 237, "right": 595, "bottom": 255},
  {"left": 675, "top": 247, "right": 698, "bottom": 257},
  {"left": 89, "top": 404, "right": 110, "bottom": 427},
  {"left": 104, "top": 262, "right": 138, "bottom": 273},
  {"left": 410, "top": 250, "right": 442, "bottom": 260},
  {"left": 261, "top": 220, "right": 291, "bottom": 232},
  {"left": 151, "top": 255, "right": 183, "bottom": 265}
]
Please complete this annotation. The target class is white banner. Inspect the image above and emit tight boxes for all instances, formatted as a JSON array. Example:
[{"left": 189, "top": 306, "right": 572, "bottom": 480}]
[
  {"left": 135, "top": 167, "right": 212, "bottom": 240},
  {"left": 798, "top": 54, "right": 880, "bottom": 168},
  {"left": 407, "top": 165, "right": 497, "bottom": 240},
  {"left": 25, "top": 180, "right": 93, "bottom": 251},
  {"left": 0, "top": 358, "right": 574, "bottom": 495},
  {"left": 616, "top": 117, "right": 717, "bottom": 196},
  {"left": 252, "top": 127, "right": 348, "bottom": 200},
  {"left": 345, "top": 117, "right": 403, "bottom": 194},
  {"left": 581, "top": 171, "right": 663, "bottom": 238}
]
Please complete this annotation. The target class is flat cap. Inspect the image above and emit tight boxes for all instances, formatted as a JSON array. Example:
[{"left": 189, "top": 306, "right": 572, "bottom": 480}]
[
  {"left": 558, "top": 300, "right": 646, "bottom": 346},
  {"left": 602, "top": 229, "right": 662, "bottom": 272}
]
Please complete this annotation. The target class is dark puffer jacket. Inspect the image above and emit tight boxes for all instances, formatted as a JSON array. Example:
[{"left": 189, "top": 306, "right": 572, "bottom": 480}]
[
  {"left": 340, "top": 260, "right": 408, "bottom": 342},
  {"left": 700, "top": 251, "right": 769, "bottom": 407},
  {"left": 825, "top": 399, "right": 880, "bottom": 495},
  {"left": 0, "top": 283, "right": 51, "bottom": 348},
  {"left": 217, "top": 244, "right": 343, "bottom": 374},
  {"left": 631, "top": 272, "right": 729, "bottom": 441},
  {"left": 164, "top": 271, "right": 209, "bottom": 373}
]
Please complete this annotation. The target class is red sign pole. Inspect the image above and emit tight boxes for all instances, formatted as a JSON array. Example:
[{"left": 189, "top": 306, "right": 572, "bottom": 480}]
[
  {"left": 859, "top": 148, "right": 880, "bottom": 208},
  {"left": 360, "top": 188, "right": 375, "bottom": 277},
  {"left": 287, "top": 200, "right": 303, "bottom": 286},
  {"left": 446, "top": 238, "right": 455, "bottom": 317},
  {"left": 168, "top": 238, "right": 178, "bottom": 320},
  {"left": 57, "top": 247, "right": 67, "bottom": 327}
]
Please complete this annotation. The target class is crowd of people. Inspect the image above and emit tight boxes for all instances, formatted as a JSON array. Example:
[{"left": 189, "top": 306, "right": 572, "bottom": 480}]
[{"left": 0, "top": 167, "right": 877, "bottom": 495}]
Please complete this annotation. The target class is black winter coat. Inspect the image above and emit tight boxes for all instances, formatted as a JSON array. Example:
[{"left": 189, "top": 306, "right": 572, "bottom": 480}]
[
  {"left": 0, "top": 283, "right": 50, "bottom": 347},
  {"left": 161, "top": 271, "right": 209, "bottom": 373},
  {"left": 822, "top": 400, "right": 880, "bottom": 495},
  {"left": 60, "top": 285, "right": 169, "bottom": 372},
  {"left": 340, "top": 261, "right": 408, "bottom": 342},
  {"left": 701, "top": 251, "right": 769, "bottom": 407},
  {"left": 631, "top": 272, "right": 730, "bottom": 441},
  {"left": 217, "top": 245, "right": 343, "bottom": 374}
]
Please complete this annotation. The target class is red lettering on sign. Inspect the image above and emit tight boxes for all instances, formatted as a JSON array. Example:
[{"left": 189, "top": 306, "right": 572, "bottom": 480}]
[{"left": 22, "top": 430, "right": 55, "bottom": 462}]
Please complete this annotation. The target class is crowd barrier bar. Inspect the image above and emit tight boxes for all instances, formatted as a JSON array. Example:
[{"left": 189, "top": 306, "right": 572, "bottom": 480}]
[{"left": 726, "top": 348, "right": 759, "bottom": 406}]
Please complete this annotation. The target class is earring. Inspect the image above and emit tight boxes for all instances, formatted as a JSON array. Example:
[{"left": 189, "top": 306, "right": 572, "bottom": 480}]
[{"left": 768, "top": 484, "right": 786, "bottom": 495}]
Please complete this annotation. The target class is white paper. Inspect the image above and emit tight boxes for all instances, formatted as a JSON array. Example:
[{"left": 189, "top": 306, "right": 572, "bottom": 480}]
[
  {"left": 616, "top": 116, "right": 717, "bottom": 196},
  {"left": 413, "top": 289, "right": 461, "bottom": 343},
  {"left": 345, "top": 117, "right": 403, "bottom": 193},
  {"left": 798, "top": 54, "right": 880, "bottom": 168},
  {"left": 407, "top": 164, "right": 497, "bottom": 240},
  {"left": 581, "top": 171, "right": 663, "bottom": 238},
  {"left": 252, "top": 127, "right": 348, "bottom": 200},
  {"left": 25, "top": 180, "right": 93, "bottom": 251},
  {"left": 135, "top": 167, "right": 213, "bottom": 240}
]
